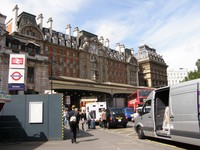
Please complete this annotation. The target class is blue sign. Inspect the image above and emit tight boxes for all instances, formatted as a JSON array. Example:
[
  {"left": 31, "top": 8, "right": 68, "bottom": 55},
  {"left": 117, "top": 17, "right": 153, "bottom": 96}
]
[{"left": 8, "top": 84, "right": 25, "bottom": 91}]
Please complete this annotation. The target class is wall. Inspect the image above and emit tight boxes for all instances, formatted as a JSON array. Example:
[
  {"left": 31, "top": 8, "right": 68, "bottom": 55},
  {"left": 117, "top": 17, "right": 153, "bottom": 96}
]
[{"left": 0, "top": 94, "right": 63, "bottom": 141}]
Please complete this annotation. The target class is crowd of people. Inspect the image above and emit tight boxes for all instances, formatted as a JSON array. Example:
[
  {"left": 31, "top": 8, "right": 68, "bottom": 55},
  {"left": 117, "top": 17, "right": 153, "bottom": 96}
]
[{"left": 63, "top": 105, "right": 107, "bottom": 144}]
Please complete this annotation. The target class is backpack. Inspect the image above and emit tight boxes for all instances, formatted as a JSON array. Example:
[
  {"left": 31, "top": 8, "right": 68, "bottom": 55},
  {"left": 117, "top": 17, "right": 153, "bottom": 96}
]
[
  {"left": 70, "top": 115, "right": 77, "bottom": 123},
  {"left": 70, "top": 111, "right": 77, "bottom": 123}
]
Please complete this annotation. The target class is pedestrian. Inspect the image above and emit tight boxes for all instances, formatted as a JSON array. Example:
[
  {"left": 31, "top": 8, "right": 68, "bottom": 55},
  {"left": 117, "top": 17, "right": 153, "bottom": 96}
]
[
  {"left": 75, "top": 108, "right": 80, "bottom": 131},
  {"left": 68, "top": 105, "right": 78, "bottom": 143},
  {"left": 80, "top": 109, "right": 87, "bottom": 131},
  {"left": 63, "top": 108, "right": 68, "bottom": 127},
  {"left": 87, "top": 111, "right": 92, "bottom": 129},
  {"left": 89, "top": 110, "right": 96, "bottom": 129},
  {"left": 101, "top": 108, "right": 107, "bottom": 129}
]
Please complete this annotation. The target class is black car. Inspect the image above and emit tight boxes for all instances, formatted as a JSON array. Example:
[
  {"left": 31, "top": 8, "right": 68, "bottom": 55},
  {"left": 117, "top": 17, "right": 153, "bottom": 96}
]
[{"left": 101, "top": 108, "right": 128, "bottom": 128}]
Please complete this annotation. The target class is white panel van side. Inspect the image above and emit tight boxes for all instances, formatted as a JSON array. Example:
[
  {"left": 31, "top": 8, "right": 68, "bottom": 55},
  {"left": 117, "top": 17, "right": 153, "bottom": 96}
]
[{"left": 134, "top": 79, "right": 200, "bottom": 147}]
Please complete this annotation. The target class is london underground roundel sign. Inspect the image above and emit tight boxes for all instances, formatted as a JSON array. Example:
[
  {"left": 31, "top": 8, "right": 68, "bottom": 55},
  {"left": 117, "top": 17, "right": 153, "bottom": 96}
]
[
  {"left": 8, "top": 69, "right": 25, "bottom": 84},
  {"left": 10, "top": 71, "right": 23, "bottom": 81}
]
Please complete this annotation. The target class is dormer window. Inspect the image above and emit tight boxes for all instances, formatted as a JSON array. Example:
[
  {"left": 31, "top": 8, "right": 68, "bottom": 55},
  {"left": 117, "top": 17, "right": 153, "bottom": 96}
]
[{"left": 27, "top": 30, "right": 35, "bottom": 37}]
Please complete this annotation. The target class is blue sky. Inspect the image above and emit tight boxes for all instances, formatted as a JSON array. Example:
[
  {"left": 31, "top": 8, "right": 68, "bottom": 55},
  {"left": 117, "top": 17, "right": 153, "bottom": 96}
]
[{"left": 1, "top": 0, "right": 200, "bottom": 71}]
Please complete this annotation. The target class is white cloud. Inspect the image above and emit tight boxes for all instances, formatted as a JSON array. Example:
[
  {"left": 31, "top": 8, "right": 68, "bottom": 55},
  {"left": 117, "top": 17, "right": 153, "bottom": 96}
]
[
  {"left": 1, "top": 0, "right": 200, "bottom": 71},
  {"left": 82, "top": 20, "right": 131, "bottom": 48},
  {"left": 0, "top": 0, "right": 89, "bottom": 31}
]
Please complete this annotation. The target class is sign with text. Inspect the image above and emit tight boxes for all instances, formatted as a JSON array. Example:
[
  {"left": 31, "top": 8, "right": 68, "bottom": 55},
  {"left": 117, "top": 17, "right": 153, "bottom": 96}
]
[
  {"left": 9, "top": 54, "right": 26, "bottom": 68},
  {"left": 0, "top": 94, "right": 11, "bottom": 103},
  {"left": 8, "top": 84, "right": 25, "bottom": 90}
]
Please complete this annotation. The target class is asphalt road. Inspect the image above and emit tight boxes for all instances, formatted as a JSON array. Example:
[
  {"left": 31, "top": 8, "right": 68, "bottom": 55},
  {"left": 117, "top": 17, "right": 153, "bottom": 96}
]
[{"left": 0, "top": 122, "right": 199, "bottom": 150}]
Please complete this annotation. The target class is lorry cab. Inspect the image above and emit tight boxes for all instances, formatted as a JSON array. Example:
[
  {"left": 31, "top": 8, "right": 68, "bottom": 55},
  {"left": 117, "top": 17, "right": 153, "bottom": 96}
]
[{"left": 134, "top": 79, "right": 200, "bottom": 147}]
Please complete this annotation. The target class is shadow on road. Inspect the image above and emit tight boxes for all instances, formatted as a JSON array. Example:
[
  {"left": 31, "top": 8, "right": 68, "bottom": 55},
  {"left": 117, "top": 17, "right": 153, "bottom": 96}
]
[{"left": 64, "top": 127, "right": 96, "bottom": 140}]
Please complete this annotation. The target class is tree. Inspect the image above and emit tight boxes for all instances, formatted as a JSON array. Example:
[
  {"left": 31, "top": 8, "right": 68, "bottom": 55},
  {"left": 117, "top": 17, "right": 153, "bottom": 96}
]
[
  {"left": 195, "top": 59, "right": 200, "bottom": 72},
  {"left": 184, "top": 59, "right": 200, "bottom": 81}
]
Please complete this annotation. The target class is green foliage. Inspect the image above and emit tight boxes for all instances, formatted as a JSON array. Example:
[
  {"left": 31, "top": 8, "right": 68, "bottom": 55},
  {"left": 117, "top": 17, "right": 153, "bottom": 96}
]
[{"left": 184, "top": 59, "right": 200, "bottom": 81}]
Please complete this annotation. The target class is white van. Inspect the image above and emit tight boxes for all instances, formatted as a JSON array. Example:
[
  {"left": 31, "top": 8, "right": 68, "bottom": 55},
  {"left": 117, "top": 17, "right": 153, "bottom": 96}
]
[
  {"left": 134, "top": 79, "right": 200, "bottom": 146},
  {"left": 86, "top": 102, "right": 106, "bottom": 122}
]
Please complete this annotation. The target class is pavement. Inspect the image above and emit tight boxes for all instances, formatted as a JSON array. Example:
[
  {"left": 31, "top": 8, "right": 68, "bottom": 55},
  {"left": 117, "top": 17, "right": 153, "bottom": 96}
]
[{"left": 0, "top": 125, "right": 102, "bottom": 150}]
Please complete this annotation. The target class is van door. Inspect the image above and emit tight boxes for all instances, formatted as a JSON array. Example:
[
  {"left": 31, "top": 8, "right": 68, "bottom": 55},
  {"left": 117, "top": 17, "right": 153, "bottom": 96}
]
[
  {"left": 170, "top": 82, "right": 200, "bottom": 144},
  {"left": 140, "top": 100, "right": 154, "bottom": 137}
]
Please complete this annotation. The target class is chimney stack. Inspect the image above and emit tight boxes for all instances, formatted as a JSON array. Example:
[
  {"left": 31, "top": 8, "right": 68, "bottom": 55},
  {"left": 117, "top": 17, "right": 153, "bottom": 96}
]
[
  {"left": 47, "top": 17, "right": 53, "bottom": 36},
  {"left": 120, "top": 44, "right": 125, "bottom": 53},
  {"left": 65, "top": 24, "right": 71, "bottom": 40},
  {"left": 73, "top": 27, "right": 79, "bottom": 37},
  {"left": 73, "top": 27, "right": 79, "bottom": 49},
  {"left": 37, "top": 14, "right": 43, "bottom": 30},
  {"left": 12, "top": 5, "right": 19, "bottom": 33},
  {"left": 99, "top": 36, "right": 104, "bottom": 45},
  {"left": 115, "top": 43, "right": 120, "bottom": 52},
  {"left": 105, "top": 39, "right": 109, "bottom": 48}
]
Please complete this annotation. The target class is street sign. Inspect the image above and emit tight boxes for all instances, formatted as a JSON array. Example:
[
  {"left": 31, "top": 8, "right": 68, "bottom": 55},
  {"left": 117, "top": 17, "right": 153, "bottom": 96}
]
[
  {"left": 8, "top": 83, "right": 25, "bottom": 90},
  {"left": 9, "top": 54, "right": 26, "bottom": 68},
  {"left": 0, "top": 93, "right": 11, "bottom": 103},
  {"left": 8, "top": 69, "right": 25, "bottom": 83}
]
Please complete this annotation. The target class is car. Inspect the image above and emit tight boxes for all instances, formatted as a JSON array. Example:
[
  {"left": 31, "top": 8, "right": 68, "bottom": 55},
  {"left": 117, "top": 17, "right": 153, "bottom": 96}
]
[
  {"left": 101, "top": 108, "right": 128, "bottom": 129},
  {"left": 122, "top": 107, "right": 134, "bottom": 121}
]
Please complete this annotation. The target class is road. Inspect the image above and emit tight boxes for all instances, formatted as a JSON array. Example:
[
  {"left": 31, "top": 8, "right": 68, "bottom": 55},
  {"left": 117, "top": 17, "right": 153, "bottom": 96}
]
[
  {"left": 0, "top": 121, "right": 199, "bottom": 150},
  {"left": 106, "top": 121, "right": 200, "bottom": 150}
]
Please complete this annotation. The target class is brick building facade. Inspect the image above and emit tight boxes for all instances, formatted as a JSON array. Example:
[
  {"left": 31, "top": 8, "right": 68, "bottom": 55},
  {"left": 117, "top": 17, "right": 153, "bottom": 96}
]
[{"left": 0, "top": 5, "right": 167, "bottom": 94}]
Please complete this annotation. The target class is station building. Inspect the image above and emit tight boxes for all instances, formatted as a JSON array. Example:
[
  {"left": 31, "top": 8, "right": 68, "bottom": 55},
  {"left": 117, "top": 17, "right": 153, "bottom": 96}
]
[{"left": 0, "top": 5, "right": 168, "bottom": 108}]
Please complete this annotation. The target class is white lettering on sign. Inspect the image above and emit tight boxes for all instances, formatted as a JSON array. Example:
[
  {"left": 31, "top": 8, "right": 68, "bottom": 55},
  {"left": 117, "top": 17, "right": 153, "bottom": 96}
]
[
  {"left": 11, "top": 58, "right": 24, "bottom": 65},
  {"left": 9, "top": 54, "right": 26, "bottom": 69}
]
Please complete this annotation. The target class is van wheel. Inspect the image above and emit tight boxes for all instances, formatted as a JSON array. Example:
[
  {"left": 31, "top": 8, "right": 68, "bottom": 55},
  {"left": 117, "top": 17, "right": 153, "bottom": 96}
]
[{"left": 137, "top": 126, "right": 145, "bottom": 139}]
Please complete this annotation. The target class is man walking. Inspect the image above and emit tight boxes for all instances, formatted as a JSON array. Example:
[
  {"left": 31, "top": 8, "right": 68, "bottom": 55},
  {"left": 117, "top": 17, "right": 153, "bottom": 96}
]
[{"left": 68, "top": 105, "right": 78, "bottom": 143}]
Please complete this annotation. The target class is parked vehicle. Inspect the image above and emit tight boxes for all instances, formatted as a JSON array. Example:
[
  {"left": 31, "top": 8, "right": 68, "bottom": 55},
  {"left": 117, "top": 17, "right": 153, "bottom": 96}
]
[
  {"left": 85, "top": 102, "right": 106, "bottom": 123},
  {"left": 100, "top": 108, "right": 128, "bottom": 128},
  {"left": 134, "top": 79, "right": 200, "bottom": 146},
  {"left": 123, "top": 107, "right": 134, "bottom": 121}
]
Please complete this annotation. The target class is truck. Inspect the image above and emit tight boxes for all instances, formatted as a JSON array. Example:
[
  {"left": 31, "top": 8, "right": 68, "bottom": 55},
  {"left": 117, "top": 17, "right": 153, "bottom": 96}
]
[
  {"left": 85, "top": 102, "right": 107, "bottom": 122},
  {"left": 134, "top": 79, "right": 200, "bottom": 146}
]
